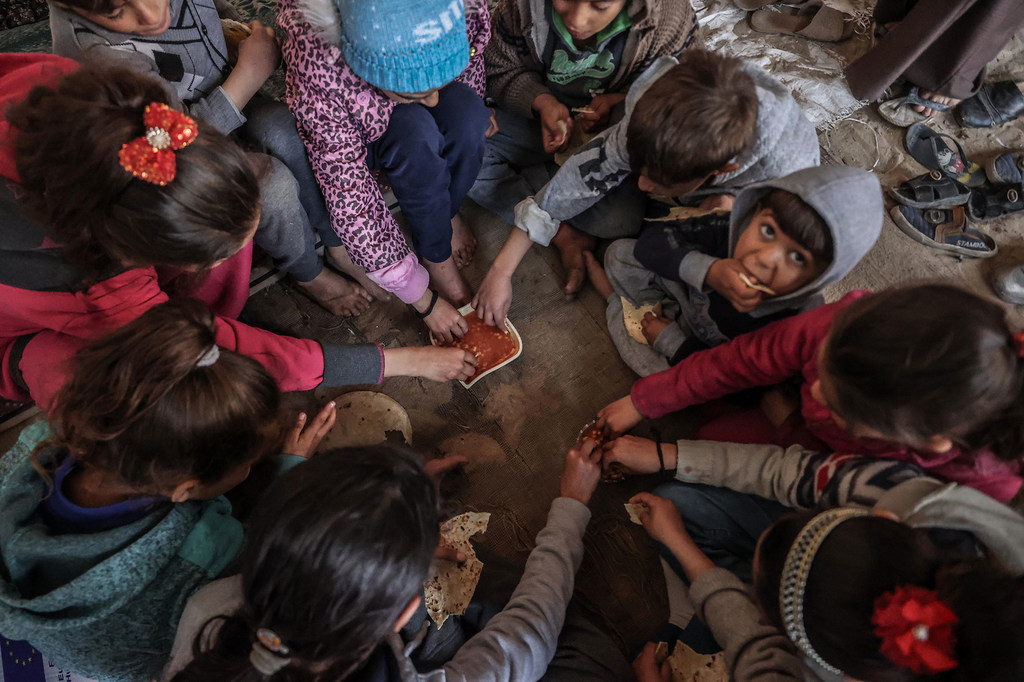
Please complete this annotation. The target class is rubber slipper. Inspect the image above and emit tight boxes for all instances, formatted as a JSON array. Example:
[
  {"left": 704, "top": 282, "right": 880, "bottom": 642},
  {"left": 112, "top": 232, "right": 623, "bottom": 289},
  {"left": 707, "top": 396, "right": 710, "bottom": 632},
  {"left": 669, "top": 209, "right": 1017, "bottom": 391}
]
[
  {"left": 957, "top": 80, "right": 1024, "bottom": 129},
  {"left": 985, "top": 151, "right": 1024, "bottom": 185},
  {"left": 890, "top": 205, "right": 997, "bottom": 258},
  {"left": 878, "top": 87, "right": 952, "bottom": 127},
  {"left": 967, "top": 184, "right": 1024, "bottom": 222},
  {"left": 749, "top": 2, "right": 854, "bottom": 42},
  {"left": 890, "top": 170, "right": 970, "bottom": 208},
  {"left": 905, "top": 123, "right": 986, "bottom": 187}
]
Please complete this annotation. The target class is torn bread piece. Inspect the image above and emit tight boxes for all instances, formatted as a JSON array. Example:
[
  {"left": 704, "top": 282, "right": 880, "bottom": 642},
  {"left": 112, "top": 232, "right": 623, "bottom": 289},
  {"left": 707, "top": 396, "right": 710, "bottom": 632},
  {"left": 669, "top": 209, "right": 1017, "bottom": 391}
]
[
  {"left": 621, "top": 297, "right": 663, "bottom": 345},
  {"left": 738, "top": 272, "right": 776, "bottom": 296},
  {"left": 666, "top": 641, "right": 729, "bottom": 681},
  {"left": 624, "top": 502, "right": 647, "bottom": 525},
  {"left": 221, "top": 18, "right": 251, "bottom": 65},
  {"left": 423, "top": 512, "right": 490, "bottom": 629}
]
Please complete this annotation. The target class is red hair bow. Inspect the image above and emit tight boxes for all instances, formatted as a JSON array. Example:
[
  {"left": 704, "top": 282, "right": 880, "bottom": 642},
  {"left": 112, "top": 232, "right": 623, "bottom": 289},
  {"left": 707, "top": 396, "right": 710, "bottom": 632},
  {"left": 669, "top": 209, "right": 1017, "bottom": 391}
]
[
  {"left": 118, "top": 103, "right": 198, "bottom": 186},
  {"left": 872, "top": 585, "right": 958, "bottom": 675}
]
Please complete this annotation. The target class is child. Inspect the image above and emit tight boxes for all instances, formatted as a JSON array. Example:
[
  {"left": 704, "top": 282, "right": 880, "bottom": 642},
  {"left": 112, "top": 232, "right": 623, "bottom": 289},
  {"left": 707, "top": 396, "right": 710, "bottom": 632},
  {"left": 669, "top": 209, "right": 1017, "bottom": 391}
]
[
  {"left": 0, "top": 55, "right": 476, "bottom": 407},
  {"left": 164, "top": 439, "right": 603, "bottom": 681},
  {"left": 473, "top": 48, "right": 820, "bottom": 325},
  {"left": 598, "top": 284, "right": 1024, "bottom": 501},
  {"left": 468, "top": 0, "right": 700, "bottom": 233},
  {"left": 278, "top": 0, "right": 493, "bottom": 339},
  {"left": 48, "top": 0, "right": 380, "bottom": 315},
  {"left": 0, "top": 299, "right": 336, "bottom": 681},
  {"left": 593, "top": 165, "right": 882, "bottom": 376},
  {"left": 631, "top": 501, "right": 1024, "bottom": 681}
]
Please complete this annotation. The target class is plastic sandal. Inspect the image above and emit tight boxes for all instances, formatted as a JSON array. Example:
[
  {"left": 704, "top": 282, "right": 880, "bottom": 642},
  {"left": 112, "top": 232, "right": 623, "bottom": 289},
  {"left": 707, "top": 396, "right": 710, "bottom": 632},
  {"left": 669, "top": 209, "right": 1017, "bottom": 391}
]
[
  {"left": 749, "top": 2, "right": 854, "bottom": 42},
  {"left": 878, "top": 87, "right": 953, "bottom": 127},
  {"left": 957, "top": 81, "right": 1024, "bottom": 129},
  {"left": 904, "top": 123, "right": 986, "bottom": 187},
  {"left": 890, "top": 205, "right": 997, "bottom": 258},
  {"left": 890, "top": 170, "right": 970, "bottom": 208},
  {"left": 966, "top": 184, "right": 1024, "bottom": 222}
]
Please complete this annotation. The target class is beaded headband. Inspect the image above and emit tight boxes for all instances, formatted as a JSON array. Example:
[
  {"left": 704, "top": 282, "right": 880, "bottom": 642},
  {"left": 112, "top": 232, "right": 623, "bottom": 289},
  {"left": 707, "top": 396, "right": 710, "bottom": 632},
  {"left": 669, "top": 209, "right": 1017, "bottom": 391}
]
[{"left": 779, "top": 507, "right": 870, "bottom": 676}]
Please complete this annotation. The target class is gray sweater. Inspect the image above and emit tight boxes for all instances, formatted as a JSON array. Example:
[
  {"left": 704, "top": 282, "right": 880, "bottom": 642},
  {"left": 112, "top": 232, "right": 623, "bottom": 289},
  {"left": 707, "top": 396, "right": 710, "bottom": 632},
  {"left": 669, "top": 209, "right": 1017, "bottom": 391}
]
[
  {"left": 675, "top": 439, "right": 1024, "bottom": 681},
  {"left": 514, "top": 55, "right": 820, "bottom": 246},
  {"left": 164, "top": 497, "right": 591, "bottom": 681}
]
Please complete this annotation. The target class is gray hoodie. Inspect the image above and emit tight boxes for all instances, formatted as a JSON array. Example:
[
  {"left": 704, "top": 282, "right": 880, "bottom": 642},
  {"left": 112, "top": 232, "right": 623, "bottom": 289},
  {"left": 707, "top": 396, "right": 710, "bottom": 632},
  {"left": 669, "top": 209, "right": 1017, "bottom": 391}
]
[{"left": 515, "top": 55, "right": 821, "bottom": 246}]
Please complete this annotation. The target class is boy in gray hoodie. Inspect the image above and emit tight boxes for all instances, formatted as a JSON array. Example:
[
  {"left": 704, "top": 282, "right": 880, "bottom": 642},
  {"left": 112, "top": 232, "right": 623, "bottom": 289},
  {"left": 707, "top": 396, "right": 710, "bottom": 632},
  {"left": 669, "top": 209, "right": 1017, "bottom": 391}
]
[
  {"left": 597, "top": 165, "right": 883, "bottom": 376},
  {"left": 473, "top": 49, "right": 820, "bottom": 326}
]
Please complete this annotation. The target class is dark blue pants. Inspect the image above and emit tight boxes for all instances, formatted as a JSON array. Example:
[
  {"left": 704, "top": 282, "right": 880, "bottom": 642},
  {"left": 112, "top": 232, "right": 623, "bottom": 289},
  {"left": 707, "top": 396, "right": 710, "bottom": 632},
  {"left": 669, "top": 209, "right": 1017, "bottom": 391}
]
[{"left": 365, "top": 82, "right": 490, "bottom": 263}]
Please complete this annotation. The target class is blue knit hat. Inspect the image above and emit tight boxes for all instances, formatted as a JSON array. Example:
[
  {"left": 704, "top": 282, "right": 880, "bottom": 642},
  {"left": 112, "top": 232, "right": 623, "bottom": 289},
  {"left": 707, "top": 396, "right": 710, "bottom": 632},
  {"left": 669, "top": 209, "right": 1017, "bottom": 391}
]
[{"left": 335, "top": 0, "right": 469, "bottom": 93}]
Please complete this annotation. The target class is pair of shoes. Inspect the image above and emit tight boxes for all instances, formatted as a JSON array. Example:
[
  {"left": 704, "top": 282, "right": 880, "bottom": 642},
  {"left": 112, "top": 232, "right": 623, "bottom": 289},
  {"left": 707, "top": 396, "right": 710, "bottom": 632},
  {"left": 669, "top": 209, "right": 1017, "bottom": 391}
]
[
  {"left": 748, "top": 1, "right": 855, "bottom": 42},
  {"left": 889, "top": 205, "right": 997, "bottom": 258},
  {"left": 878, "top": 86, "right": 954, "bottom": 127},
  {"left": 889, "top": 123, "right": 984, "bottom": 209},
  {"left": 967, "top": 151, "right": 1024, "bottom": 222},
  {"left": 991, "top": 264, "right": 1024, "bottom": 305},
  {"left": 957, "top": 81, "right": 1024, "bottom": 129}
]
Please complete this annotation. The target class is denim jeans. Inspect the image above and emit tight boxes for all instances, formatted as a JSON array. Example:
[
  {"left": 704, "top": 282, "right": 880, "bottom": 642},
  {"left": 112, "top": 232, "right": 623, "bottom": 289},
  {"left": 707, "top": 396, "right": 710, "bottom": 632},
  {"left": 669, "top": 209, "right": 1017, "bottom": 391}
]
[{"left": 365, "top": 82, "right": 491, "bottom": 263}]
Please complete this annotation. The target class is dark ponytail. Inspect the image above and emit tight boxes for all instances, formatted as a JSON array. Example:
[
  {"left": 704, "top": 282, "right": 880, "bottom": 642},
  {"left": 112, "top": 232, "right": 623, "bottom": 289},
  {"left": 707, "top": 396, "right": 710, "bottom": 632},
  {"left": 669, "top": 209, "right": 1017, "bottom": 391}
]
[{"left": 824, "top": 284, "right": 1024, "bottom": 460}]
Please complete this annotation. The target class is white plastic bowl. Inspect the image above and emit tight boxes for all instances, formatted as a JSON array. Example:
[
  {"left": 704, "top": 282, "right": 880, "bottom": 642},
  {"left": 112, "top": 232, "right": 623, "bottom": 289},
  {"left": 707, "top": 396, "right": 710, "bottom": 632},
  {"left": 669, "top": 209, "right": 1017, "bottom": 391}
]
[{"left": 430, "top": 304, "right": 523, "bottom": 388}]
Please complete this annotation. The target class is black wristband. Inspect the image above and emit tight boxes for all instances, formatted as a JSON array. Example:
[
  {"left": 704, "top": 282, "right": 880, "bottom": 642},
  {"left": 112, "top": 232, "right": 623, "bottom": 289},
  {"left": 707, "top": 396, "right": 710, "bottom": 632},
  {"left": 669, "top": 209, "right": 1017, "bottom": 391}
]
[
  {"left": 414, "top": 289, "right": 440, "bottom": 319},
  {"left": 652, "top": 428, "right": 665, "bottom": 472}
]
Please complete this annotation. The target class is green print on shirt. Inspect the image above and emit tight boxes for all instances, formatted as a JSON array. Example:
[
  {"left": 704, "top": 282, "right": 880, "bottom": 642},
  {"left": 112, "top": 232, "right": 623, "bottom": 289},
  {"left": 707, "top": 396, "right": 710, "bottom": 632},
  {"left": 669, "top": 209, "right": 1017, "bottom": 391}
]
[{"left": 547, "top": 48, "right": 615, "bottom": 85}]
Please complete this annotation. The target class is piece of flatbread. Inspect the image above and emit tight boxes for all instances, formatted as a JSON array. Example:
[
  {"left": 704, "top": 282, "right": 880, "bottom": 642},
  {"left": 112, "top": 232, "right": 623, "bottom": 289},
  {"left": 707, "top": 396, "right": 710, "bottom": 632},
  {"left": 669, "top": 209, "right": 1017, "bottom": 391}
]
[
  {"left": 624, "top": 502, "right": 646, "bottom": 525},
  {"left": 666, "top": 641, "right": 730, "bottom": 682},
  {"left": 654, "top": 641, "right": 670, "bottom": 666},
  {"left": 220, "top": 18, "right": 251, "bottom": 64},
  {"left": 423, "top": 511, "right": 490, "bottom": 629},
  {"left": 737, "top": 272, "right": 776, "bottom": 296},
  {"left": 621, "top": 297, "right": 663, "bottom": 345}
]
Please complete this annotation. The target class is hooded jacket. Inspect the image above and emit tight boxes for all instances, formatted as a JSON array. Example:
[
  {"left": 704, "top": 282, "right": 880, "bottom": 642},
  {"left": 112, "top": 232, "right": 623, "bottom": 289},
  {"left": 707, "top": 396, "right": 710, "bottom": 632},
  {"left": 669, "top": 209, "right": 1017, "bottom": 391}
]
[
  {"left": 485, "top": 0, "right": 699, "bottom": 118},
  {"left": 514, "top": 55, "right": 820, "bottom": 246},
  {"left": 630, "top": 165, "right": 882, "bottom": 354},
  {"left": 669, "top": 437, "right": 1024, "bottom": 680},
  {"left": 277, "top": 0, "right": 489, "bottom": 304},
  {"left": 0, "top": 53, "right": 384, "bottom": 406},
  {"left": 0, "top": 421, "right": 244, "bottom": 682}
]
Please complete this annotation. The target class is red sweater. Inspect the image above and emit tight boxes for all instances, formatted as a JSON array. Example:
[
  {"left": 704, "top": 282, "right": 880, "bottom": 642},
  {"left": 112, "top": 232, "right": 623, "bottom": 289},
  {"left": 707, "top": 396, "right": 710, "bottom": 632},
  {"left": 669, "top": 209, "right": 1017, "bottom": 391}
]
[
  {"left": 0, "top": 53, "right": 382, "bottom": 407},
  {"left": 631, "top": 291, "right": 1023, "bottom": 502}
]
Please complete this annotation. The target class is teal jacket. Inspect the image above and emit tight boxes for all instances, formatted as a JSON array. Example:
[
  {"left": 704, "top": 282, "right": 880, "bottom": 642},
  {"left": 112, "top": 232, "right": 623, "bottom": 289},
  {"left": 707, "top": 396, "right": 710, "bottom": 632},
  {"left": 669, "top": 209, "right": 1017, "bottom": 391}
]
[{"left": 0, "top": 421, "right": 244, "bottom": 681}]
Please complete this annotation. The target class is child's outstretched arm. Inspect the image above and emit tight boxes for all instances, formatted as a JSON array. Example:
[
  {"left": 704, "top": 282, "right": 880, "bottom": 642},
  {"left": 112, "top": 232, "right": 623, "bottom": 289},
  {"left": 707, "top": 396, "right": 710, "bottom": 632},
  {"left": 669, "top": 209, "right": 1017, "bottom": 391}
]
[{"left": 220, "top": 20, "right": 280, "bottom": 111}]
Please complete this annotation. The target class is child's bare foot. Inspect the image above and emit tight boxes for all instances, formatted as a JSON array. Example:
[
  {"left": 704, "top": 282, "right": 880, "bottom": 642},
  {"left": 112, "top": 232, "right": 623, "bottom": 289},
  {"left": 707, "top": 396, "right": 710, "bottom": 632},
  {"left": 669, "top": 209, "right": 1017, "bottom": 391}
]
[
  {"left": 424, "top": 256, "right": 472, "bottom": 306},
  {"left": 450, "top": 213, "right": 477, "bottom": 269},
  {"left": 326, "top": 245, "right": 390, "bottom": 301},
  {"left": 551, "top": 221, "right": 596, "bottom": 300},
  {"left": 583, "top": 251, "right": 614, "bottom": 299},
  {"left": 640, "top": 312, "right": 671, "bottom": 345},
  {"left": 295, "top": 268, "right": 373, "bottom": 316},
  {"left": 913, "top": 90, "right": 961, "bottom": 117},
  {"left": 760, "top": 388, "right": 800, "bottom": 428}
]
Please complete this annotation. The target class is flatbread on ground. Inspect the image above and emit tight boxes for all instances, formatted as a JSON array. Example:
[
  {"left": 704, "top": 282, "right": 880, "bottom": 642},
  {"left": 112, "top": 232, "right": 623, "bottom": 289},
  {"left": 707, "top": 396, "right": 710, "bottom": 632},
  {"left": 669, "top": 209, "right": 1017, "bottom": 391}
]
[
  {"left": 423, "top": 511, "right": 490, "bottom": 629},
  {"left": 621, "top": 297, "right": 663, "bottom": 345},
  {"left": 666, "top": 641, "right": 730, "bottom": 682},
  {"left": 624, "top": 502, "right": 647, "bottom": 525}
]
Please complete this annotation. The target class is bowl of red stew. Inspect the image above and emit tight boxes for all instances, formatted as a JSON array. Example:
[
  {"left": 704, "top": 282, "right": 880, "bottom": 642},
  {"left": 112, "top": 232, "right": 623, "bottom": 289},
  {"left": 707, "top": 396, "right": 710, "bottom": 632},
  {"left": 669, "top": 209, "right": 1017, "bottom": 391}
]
[{"left": 430, "top": 305, "right": 523, "bottom": 389}]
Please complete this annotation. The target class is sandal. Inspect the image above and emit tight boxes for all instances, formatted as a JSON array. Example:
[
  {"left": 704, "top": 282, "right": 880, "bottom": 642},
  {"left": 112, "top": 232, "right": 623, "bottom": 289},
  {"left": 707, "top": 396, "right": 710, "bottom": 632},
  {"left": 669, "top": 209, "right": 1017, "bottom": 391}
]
[
  {"left": 905, "top": 123, "right": 986, "bottom": 187},
  {"left": 986, "top": 151, "right": 1024, "bottom": 185},
  {"left": 890, "top": 170, "right": 970, "bottom": 208},
  {"left": 890, "top": 205, "right": 997, "bottom": 258},
  {"left": 878, "top": 87, "right": 953, "bottom": 127},
  {"left": 749, "top": 2, "right": 854, "bottom": 42},
  {"left": 966, "top": 184, "right": 1024, "bottom": 222},
  {"left": 956, "top": 80, "right": 1024, "bottom": 129}
]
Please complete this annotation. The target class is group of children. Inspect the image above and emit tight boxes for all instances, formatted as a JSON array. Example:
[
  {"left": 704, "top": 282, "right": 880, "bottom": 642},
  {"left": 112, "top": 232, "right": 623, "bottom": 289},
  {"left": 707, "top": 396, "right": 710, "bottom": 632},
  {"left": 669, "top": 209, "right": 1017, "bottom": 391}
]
[{"left": 0, "top": 0, "right": 1023, "bottom": 680}]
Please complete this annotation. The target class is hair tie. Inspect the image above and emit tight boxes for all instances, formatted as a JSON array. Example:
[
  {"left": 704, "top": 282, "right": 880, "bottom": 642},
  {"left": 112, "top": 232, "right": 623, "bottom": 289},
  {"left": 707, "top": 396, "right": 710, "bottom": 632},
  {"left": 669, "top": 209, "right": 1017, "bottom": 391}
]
[
  {"left": 250, "top": 628, "right": 292, "bottom": 675},
  {"left": 118, "top": 103, "right": 198, "bottom": 186},
  {"left": 195, "top": 345, "right": 220, "bottom": 368},
  {"left": 779, "top": 508, "right": 870, "bottom": 676},
  {"left": 872, "top": 585, "right": 958, "bottom": 675},
  {"left": 1012, "top": 331, "right": 1024, "bottom": 358}
]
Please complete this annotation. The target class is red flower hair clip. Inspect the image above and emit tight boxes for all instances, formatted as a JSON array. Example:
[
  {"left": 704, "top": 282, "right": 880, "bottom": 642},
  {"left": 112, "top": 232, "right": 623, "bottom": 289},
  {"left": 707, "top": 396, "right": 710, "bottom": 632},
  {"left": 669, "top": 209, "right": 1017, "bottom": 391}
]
[
  {"left": 872, "top": 585, "right": 958, "bottom": 675},
  {"left": 118, "top": 103, "right": 198, "bottom": 186}
]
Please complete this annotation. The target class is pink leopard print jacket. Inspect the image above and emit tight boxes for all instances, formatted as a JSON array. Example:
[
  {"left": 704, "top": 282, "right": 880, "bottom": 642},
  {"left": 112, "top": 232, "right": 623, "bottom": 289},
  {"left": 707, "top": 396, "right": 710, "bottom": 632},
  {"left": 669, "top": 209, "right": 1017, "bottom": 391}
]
[{"left": 279, "top": 0, "right": 490, "bottom": 303}]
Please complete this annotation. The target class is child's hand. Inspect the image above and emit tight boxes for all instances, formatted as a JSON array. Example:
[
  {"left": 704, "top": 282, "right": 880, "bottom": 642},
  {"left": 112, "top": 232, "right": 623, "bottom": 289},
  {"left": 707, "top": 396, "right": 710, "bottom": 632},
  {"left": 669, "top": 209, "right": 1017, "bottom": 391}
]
[
  {"left": 560, "top": 438, "right": 602, "bottom": 505},
  {"left": 597, "top": 395, "right": 644, "bottom": 437},
  {"left": 282, "top": 401, "right": 336, "bottom": 458},
  {"left": 422, "top": 297, "right": 470, "bottom": 344},
  {"left": 425, "top": 453, "right": 468, "bottom": 484},
  {"left": 435, "top": 541, "right": 466, "bottom": 564},
  {"left": 706, "top": 258, "right": 764, "bottom": 313},
  {"left": 602, "top": 436, "right": 675, "bottom": 475},
  {"left": 485, "top": 108, "right": 500, "bottom": 138},
  {"left": 577, "top": 92, "right": 626, "bottom": 133},
  {"left": 632, "top": 642, "right": 671, "bottom": 682},
  {"left": 472, "top": 269, "right": 513, "bottom": 329},
  {"left": 629, "top": 492, "right": 691, "bottom": 547},
  {"left": 236, "top": 20, "right": 281, "bottom": 85},
  {"left": 419, "top": 347, "right": 477, "bottom": 382},
  {"left": 641, "top": 312, "right": 671, "bottom": 346},
  {"left": 699, "top": 194, "right": 735, "bottom": 212},
  {"left": 533, "top": 93, "right": 571, "bottom": 153}
]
